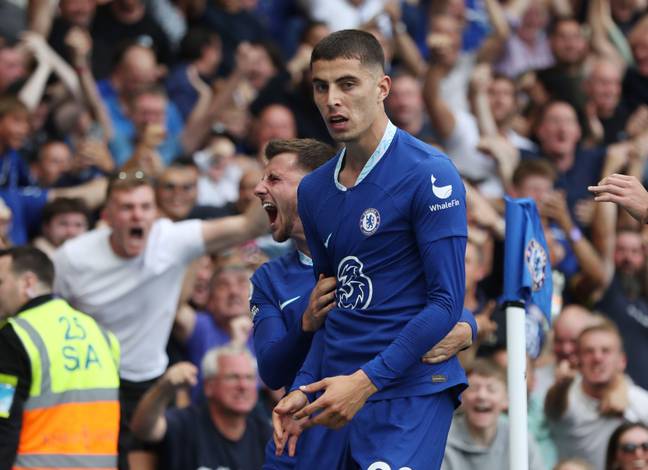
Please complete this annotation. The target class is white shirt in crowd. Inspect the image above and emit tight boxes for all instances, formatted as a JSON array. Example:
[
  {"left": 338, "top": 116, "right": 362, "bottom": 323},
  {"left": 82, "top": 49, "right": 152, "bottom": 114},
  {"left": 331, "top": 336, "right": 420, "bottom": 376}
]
[
  {"left": 53, "top": 218, "right": 205, "bottom": 382},
  {"left": 549, "top": 374, "right": 648, "bottom": 470}
]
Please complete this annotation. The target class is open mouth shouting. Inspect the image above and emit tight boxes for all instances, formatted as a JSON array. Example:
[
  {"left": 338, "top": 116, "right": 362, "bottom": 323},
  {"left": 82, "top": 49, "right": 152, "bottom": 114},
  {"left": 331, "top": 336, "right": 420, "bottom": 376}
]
[{"left": 262, "top": 201, "right": 278, "bottom": 228}]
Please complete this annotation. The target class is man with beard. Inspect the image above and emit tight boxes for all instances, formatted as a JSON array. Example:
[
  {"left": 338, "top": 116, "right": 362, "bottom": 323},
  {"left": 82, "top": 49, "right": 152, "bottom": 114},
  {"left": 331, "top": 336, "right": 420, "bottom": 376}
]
[
  {"left": 594, "top": 228, "right": 648, "bottom": 389},
  {"left": 589, "top": 172, "right": 648, "bottom": 391}
]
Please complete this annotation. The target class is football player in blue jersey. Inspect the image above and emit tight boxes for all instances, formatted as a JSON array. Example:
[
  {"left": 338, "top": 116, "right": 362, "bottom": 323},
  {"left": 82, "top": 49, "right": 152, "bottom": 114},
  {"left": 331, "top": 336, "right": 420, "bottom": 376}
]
[
  {"left": 272, "top": 30, "right": 470, "bottom": 470},
  {"left": 253, "top": 138, "right": 476, "bottom": 469}
]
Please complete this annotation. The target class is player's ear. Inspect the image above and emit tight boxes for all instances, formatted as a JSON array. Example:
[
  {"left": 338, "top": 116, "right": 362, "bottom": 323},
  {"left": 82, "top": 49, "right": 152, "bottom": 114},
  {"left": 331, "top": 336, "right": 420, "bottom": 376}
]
[{"left": 377, "top": 74, "right": 391, "bottom": 103}]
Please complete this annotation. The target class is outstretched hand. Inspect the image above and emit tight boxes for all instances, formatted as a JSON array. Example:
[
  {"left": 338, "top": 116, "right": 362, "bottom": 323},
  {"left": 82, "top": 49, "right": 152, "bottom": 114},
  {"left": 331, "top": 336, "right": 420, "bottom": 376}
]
[{"left": 589, "top": 174, "right": 648, "bottom": 224}]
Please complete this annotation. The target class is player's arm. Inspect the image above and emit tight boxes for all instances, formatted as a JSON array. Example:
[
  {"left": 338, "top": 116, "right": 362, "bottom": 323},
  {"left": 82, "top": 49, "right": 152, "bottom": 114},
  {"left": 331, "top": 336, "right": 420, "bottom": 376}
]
[
  {"left": 273, "top": 329, "right": 325, "bottom": 454},
  {"left": 0, "top": 325, "right": 31, "bottom": 470},
  {"left": 360, "top": 161, "right": 467, "bottom": 391},
  {"left": 421, "top": 308, "right": 476, "bottom": 364},
  {"left": 251, "top": 277, "right": 315, "bottom": 390},
  {"left": 201, "top": 199, "right": 269, "bottom": 254}
]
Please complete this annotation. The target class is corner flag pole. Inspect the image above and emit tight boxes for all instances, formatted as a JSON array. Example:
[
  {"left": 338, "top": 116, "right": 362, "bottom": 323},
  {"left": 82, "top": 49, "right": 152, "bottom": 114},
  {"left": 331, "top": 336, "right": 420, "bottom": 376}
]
[
  {"left": 506, "top": 300, "right": 528, "bottom": 470},
  {"left": 502, "top": 197, "right": 552, "bottom": 470}
]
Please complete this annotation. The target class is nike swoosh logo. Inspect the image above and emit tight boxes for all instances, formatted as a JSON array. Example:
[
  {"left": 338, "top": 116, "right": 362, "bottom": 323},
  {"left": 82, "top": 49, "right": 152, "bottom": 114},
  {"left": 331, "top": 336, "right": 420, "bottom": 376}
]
[
  {"left": 279, "top": 296, "right": 301, "bottom": 311},
  {"left": 324, "top": 233, "right": 332, "bottom": 248}
]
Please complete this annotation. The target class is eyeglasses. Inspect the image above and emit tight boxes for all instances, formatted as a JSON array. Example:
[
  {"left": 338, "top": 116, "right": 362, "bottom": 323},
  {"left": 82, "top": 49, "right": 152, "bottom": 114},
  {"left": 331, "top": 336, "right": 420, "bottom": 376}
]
[
  {"left": 620, "top": 442, "right": 648, "bottom": 453},
  {"left": 215, "top": 373, "right": 257, "bottom": 384}
]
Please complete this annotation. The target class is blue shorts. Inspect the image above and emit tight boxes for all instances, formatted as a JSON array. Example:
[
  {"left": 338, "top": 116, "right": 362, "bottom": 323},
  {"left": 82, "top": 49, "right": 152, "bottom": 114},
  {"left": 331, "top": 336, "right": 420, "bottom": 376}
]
[
  {"left": 345, "top": 390, "right": 456, "bottom": 470},
  {"left": 263, "top": 424, "right": 348, "bottom": 470}
]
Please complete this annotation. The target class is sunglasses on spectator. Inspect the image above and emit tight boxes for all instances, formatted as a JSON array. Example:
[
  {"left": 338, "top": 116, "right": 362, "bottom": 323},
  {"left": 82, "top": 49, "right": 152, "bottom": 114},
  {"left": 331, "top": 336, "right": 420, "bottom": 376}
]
[
  {"left": 107, "top": 170, "right": 154, "bottom": 197},
  {"left": 620, "top": 442, "right": 648, "bottom": 453}
]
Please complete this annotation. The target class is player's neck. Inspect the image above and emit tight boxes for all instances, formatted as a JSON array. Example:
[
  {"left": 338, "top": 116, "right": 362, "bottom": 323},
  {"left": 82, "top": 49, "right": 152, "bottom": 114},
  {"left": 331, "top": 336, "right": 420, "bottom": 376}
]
[
  {"left": 344, "top": 113, "right": 389, "bottom": 171},
  {"left": 338, "top": 114, "right": 389, "bottom": 188},
  {"left": 293, "top": 236, "right": 310, "bottom": 257}
]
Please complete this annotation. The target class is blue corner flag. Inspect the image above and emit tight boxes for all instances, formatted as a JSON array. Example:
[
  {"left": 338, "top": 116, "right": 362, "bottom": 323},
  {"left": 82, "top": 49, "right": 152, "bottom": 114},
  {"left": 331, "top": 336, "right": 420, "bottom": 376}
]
[{"left": 502, "top": 197, "right": 553, "bottom": 324}]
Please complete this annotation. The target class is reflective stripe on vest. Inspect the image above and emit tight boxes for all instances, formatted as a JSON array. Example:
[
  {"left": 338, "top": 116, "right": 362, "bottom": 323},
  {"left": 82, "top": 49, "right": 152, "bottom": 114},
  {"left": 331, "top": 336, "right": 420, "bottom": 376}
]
[
  {"left": 13, "top": 453, "right": 116, "bottom": 468},
  {"left": 9, "top": 300, "right": 119, "bottom": 469}
]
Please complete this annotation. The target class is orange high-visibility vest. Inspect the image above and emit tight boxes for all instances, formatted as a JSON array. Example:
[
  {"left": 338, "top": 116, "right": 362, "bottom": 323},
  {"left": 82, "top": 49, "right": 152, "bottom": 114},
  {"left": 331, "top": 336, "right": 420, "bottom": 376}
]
[{"left": 7, "top": 298, "right": 120, "bottom": 470}]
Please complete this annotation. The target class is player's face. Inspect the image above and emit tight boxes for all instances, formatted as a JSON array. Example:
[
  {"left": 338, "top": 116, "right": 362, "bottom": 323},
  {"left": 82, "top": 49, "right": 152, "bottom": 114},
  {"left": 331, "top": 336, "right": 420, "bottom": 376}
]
[
  {"left": 463, "top": 373, "right": 508, "bottom": 431},
  {"left": 312, "top": 58, "right": 390, "bottom": 144},
  {"left": 205, "top": 353, "right": 257, "bottom": 416},
  {"left": 103, "top": 186, "right": 157, "bottom": 258},
  {"left": 254, "top": 152, "right": 305, "bottom": 243},
  {"left": 578, "top": 331, "right": 626, "bottom": 388}
]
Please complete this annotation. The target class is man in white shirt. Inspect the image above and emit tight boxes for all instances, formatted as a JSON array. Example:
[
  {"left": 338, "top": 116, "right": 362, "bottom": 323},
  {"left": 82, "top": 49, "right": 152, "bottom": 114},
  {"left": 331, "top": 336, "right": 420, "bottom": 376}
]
[
  {"left": 545, "top": 321, "right": 648, "bottom": 469},
  {"left": 53, "top": 170, "right": 267, "bottom": 469}
]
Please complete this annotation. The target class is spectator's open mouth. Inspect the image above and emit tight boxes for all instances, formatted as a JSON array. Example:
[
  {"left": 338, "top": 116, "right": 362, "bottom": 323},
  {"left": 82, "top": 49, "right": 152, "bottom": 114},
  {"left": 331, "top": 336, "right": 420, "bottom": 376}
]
[{"left": 130, "top": 227, "right": 144, "bottom": 238}]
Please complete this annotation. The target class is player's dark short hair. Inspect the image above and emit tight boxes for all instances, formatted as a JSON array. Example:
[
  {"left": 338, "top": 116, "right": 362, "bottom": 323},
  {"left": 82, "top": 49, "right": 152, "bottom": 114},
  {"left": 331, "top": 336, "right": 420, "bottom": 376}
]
[
  {"left": 311, "top": 29, "right": 385, "bottom": 72},
  {"left": 466, "top": 358, "right": 507, "bottom": 385},
  {"left": 41, "top": 197, "right": 91, "bottom": 227},
  {"left": 512, "top": 159, "right": 557, "bottom": 189},
  {"left": 265, "top": 138, "right": 336, "bottom": 173},
  {"left": 0, "top": 246, "right": 55, "bottom": 287}
]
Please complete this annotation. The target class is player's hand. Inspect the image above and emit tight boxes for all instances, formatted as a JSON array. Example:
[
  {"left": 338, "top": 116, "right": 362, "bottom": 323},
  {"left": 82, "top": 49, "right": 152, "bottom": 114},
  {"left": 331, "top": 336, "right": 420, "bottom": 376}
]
[
  {"left": 294, "top": 370, "right": 377, "bottom": 429},
  {"left": 589, "top": 173, "right": 648, "bottom": 224},
  {"left": 273, "top": 390, "right": 309, "bottom": 455},
  {"left": 302, "top": 274, "right": 337, "bottom": 332},
  {"left": 421, "top": 322, "right": 472, "bottom": 364},
  {"left": 161, "top": 362, "right": 198, "bottom": 391}
]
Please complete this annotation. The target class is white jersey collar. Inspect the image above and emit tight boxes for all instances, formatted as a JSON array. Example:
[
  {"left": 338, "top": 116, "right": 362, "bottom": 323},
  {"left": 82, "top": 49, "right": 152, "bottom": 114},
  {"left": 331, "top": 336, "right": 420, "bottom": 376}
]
[{"left": 333, "top": 120, "right": 397, "bottom": 191}]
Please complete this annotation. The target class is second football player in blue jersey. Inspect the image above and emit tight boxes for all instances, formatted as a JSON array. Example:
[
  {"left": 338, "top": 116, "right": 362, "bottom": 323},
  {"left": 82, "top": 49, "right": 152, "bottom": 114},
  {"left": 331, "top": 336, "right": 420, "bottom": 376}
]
[
  {"left": 272, "top": 30, "right": 470, "bottom": 470},
  {"left": 252, "top": 138, "right": 476, "bottom": 469}
]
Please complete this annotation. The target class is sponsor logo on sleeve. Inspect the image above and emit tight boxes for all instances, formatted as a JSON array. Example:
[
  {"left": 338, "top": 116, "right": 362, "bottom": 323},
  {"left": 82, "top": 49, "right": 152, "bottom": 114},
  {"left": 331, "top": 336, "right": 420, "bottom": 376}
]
[{"left": 429, "top": 174, "right": 460, "bottom": 213}]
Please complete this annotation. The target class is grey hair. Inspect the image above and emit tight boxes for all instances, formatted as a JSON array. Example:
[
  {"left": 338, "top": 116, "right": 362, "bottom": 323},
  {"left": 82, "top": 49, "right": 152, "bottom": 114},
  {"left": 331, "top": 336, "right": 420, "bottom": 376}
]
[{"left": 200, "top": 343, "right": 257, "bottom": 380}]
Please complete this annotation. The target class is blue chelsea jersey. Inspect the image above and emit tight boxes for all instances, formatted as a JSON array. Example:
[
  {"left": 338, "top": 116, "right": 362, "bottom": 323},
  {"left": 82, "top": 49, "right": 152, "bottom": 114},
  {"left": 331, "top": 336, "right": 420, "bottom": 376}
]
[
  {"left": 297, "top": 123, "right": 468, "bottom": 400},
  {"left": 250, "top": 250, "right": 316, "bottom": 391}
]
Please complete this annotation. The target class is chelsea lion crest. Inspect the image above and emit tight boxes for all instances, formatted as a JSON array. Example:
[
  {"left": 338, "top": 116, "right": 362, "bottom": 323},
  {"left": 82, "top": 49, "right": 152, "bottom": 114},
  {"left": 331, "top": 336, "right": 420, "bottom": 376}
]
[
  {"left": 525, "top": 239, "right": 548, "bottom": 291},
  {"left": 359, "top": 208, "right": 380, "bottom": 236}
]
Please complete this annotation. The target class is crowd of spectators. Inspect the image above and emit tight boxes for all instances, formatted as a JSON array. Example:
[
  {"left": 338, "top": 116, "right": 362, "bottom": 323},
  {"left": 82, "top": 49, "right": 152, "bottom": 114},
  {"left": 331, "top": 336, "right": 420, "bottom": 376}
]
[{"left": 1, "top": 0, "right": 648, "bottom": 469}]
